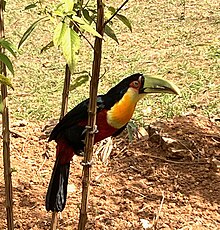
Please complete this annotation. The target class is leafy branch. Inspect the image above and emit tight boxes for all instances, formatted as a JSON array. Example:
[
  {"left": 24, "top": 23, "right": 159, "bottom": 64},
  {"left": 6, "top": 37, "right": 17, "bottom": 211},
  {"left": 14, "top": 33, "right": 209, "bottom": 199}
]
[{"left": 104, "top": 0, "right": 130, "bottom": 27}]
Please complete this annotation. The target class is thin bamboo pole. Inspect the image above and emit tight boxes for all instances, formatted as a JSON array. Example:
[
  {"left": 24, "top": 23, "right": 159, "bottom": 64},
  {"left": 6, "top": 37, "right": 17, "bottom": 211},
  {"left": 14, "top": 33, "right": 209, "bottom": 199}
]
[
  {"left": 60, "top": 64, "right": 71, "bottom": 120},
  {"left": 78, "top": 1, "right": 104, "bottom": 229},
  {"left": 0, "top": 0, "right": 14, "bottom": 229},
  {"left": 51, "top": 2, "right": 84, "bottom": 229},
  {"left": 59, "top": 0, "right": 83, "bottom": 121}
]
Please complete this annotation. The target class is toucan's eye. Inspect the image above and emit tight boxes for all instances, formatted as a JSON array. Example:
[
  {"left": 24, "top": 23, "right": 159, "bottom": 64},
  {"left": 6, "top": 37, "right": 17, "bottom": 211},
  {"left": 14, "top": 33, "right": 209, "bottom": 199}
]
[{"left": 132, "top": 81, "right": 139, "bottom": 88}]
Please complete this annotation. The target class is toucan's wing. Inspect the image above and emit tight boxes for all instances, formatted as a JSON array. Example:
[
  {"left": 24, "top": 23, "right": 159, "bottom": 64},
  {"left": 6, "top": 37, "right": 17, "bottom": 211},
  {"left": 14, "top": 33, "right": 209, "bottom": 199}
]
[{"left": 49, "top": 96, "right": 106, "bottom": 142}]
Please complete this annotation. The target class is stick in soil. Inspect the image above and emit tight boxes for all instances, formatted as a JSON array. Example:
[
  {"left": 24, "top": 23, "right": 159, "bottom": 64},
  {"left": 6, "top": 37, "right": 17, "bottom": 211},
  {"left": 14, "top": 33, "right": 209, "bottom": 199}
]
[{"left": 152, "top": 191, "right": 165, "bottom": 229}]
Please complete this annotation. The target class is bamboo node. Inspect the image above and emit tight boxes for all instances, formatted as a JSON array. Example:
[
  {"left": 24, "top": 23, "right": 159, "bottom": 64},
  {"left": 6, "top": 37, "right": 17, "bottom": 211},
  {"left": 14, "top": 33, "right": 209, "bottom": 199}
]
[
  {"left": 85, "top": 125, "right": 99, "bottom": 134},
  {"left": 80, "top": 160, "right": 94, "bottom": 167}
]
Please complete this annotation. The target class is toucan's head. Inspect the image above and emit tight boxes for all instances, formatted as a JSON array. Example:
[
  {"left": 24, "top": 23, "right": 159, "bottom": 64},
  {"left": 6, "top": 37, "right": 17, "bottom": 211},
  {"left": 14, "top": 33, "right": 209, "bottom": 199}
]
[
  {"left": 106, "top": 73, "right": 180, "bottom": 100},
  {"left": 105, "top": 73, "right": 180, "bottom": 128}
]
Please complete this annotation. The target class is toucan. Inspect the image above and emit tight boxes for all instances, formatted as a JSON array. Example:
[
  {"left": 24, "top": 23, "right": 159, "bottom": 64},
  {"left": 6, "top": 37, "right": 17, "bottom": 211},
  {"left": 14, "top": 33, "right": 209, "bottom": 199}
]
[{"left": 46, "top": 73, "right": 180, "bottom": 212}]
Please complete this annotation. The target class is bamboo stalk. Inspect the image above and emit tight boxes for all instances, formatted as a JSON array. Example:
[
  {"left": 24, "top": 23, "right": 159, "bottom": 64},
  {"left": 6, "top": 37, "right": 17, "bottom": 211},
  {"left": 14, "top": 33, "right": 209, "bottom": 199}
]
[
  {"left": 50, "top": 212, "right": 58, "bottom": 230},
  {"left": 78, "top": 1, "right": 104, "bottom": 229},
  {"left": 59, "top": 0, "right": 83, "bottom": 121},
  {"left": 51, "top": 2, "right": 84, "bottom": 229},
  {"left": 60, "top": 64, "right": 71, "bottom": 120},
  {"left": 0, "top": 0, "right": 14, "bottom": 229},
  {"left": 52, "top": 65, "right": 71, "bottom": 229}
]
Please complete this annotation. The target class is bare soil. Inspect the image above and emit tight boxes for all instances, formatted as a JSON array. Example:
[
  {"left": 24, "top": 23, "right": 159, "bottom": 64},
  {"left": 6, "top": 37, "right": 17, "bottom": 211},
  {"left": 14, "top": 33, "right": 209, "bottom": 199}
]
[{"left": 0, "top": 114, "right": 220, "bottom": 229}]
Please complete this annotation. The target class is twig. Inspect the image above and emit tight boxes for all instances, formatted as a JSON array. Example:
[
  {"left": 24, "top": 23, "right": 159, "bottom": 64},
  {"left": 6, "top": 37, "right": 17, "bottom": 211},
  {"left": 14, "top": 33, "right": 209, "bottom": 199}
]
[
  {"left": 211, "top": 137, "right": 220, "bottom": 144},
  {"left": 9, "top": 130, "right": 26, "bottom": 139},
  {"left": 37, "top": 156, "right": 47, "bottom": 174},
  {"left": 126, "top": 188, "right": 148, "bottom": 199},
  {"left": 72, "top": 21, "right": 95, "bottom": 50},
  {"left": 82, "top": 0, "right": 90, "bottom": 9},
  {"left": 152, "top": 191, "right": 165, "bottom": 229},
  {"left": 104, "top": 0, "right": 129, "bottom": 27},
  {"left": 140, "top": 153, "right": 210, "bottom": 165}
]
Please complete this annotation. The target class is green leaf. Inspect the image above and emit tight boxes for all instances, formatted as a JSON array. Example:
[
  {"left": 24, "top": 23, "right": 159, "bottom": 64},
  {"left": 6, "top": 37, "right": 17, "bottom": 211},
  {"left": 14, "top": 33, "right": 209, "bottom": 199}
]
[
  {"left": 104, "top": 25, "right": 119, "bottom": 44},
  {"left": 116, "top": 14, "right": 132, "bottom": 32},
  {"left": 71, "top": 16, "right": 102, "bottom": 38},
  {"left": 69, "top": 73, "right": 89, "bottom": 91},
  {"left": 61, "top": 0, "right": 75, "bottom": 12},
  {"left": 53, "top": 22, "right": 68, "bottom": 47},
  {"left": 0, "top": 74, "right": 14, "bottom": 90},
  {"left": 24, "top": 3, "right": 37, "bottom": 10},
  {"left": 108, "top": 6, "right": 116, "bottom": 14},
  {"left": 40, "top": 41, "right": 54, "bottom": 53},
  {"left": 3, "top": 0, "right": 6, "bottom": 11},
  {"left": 61, "top": 26, "right": 80, "bottom": 72},
  {"left": 82, "top": 9, "right": 93, "bottom": 24},
  {"left": 53, "top": 9, "right": 65, "bottom": 17},
  {"left": 18, "top": 17, "right": 48, "bottom": 49},
  {"left": 0, "top": 39, "right": 17, "bottom": 58},
  {"left": 107, "top": 6, "right": 132, "bottom": 32},
  {"left": 0, "top": 53, "right": 14, "bottom": 75},
  {"left": 71, "top": 15, "right": 87, "bottom": 24},
  {"left": 53, "top": 22, "right": 81, "bottom": 72},
  {"left": 79, "top": 23, "right": 102, "bottom": 38}
]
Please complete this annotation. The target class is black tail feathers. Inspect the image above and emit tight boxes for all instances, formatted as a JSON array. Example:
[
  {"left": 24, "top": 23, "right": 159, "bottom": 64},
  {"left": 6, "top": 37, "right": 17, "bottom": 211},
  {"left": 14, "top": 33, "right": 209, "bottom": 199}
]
[{"left": 46, "top": 159, "right": 70, "bottom": 212}]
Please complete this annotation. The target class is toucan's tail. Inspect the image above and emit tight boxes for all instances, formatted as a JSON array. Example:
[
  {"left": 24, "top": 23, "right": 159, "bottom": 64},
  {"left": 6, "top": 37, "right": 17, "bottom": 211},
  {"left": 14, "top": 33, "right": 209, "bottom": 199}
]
[{"left": 45, "top": 158, "right": 70, "bottom": 212}]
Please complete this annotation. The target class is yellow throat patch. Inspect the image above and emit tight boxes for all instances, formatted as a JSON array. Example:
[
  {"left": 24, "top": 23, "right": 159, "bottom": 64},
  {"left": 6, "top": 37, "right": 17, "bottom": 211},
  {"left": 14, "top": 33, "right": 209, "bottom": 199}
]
[{"left": 107, "top": 88, "right": 144, "bottom": 129}]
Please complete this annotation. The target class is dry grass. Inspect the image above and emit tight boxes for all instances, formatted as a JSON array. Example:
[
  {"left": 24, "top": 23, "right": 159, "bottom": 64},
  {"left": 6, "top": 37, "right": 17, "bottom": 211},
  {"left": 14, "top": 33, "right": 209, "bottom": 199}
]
[{"left": 4, "top": 0, "right": 220, "bottom": 122}]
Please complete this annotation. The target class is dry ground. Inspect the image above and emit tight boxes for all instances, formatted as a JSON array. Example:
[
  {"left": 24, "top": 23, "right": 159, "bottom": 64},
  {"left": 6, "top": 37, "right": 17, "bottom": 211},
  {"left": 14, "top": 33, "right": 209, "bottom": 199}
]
[{"left": 0, "top": 114, "right": 219, "bottom": 229}]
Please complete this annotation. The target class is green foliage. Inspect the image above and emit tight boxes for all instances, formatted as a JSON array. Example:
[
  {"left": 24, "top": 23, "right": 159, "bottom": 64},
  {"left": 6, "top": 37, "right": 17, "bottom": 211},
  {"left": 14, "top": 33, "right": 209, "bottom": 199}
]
[
  {"left": 54, "top": 23, "right": 80, "bottom": 72},
  {"left": 53, "top": 22, "right": 80, "bottom": 72},
  {"left": 0, "top": 74, "right": 14, "bottom": 90},
  {"left": 61, "top": 0, "right": 76, "bottom": 12},
  {"left": 74, "top": 18, "right": 101, "bottom": 38},
  {"left": 0, "top": 39, "right": 16, "bottom": 88},
  {"left": 81, "top": 4, "right": 132, "bottom": 43},
  {"left": 40, "top": 41, "right": 54, "bottom": 53},
  {"left": 116, "top": 14, "right": 132, "bottom": 32},
  {"left": 19, "top": 0, "right": 132, "bottom": 74},
  {"left": 0, "top": 39, "right": 17, "bottom": 58},
  {"left": 107, "top": 6, "right": 132, "bottom": 32},
  {"left": 104, "top": 25, "right": 119, "bottom": 44},
  {"left": 24, "top": 3, "right": 37, "bottom": 10},
  {"left": 69, "top": 72, "right": 89, "bottom": 91},
  {"left": 53, "top": 22, "right": 68, "bottom": 47},
  {"left": 0, "top": 53, "right": 14, "bottom": 76},
  {"left": 18, "top": 16, "right": 48, "bottom": 49}
]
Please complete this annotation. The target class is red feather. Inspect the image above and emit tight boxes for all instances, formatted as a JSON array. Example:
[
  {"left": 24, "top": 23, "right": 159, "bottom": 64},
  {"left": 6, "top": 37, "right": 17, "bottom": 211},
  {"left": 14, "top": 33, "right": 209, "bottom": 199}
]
[{"left": 56, "top": 139, "right": 75, "bottom": 165}]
